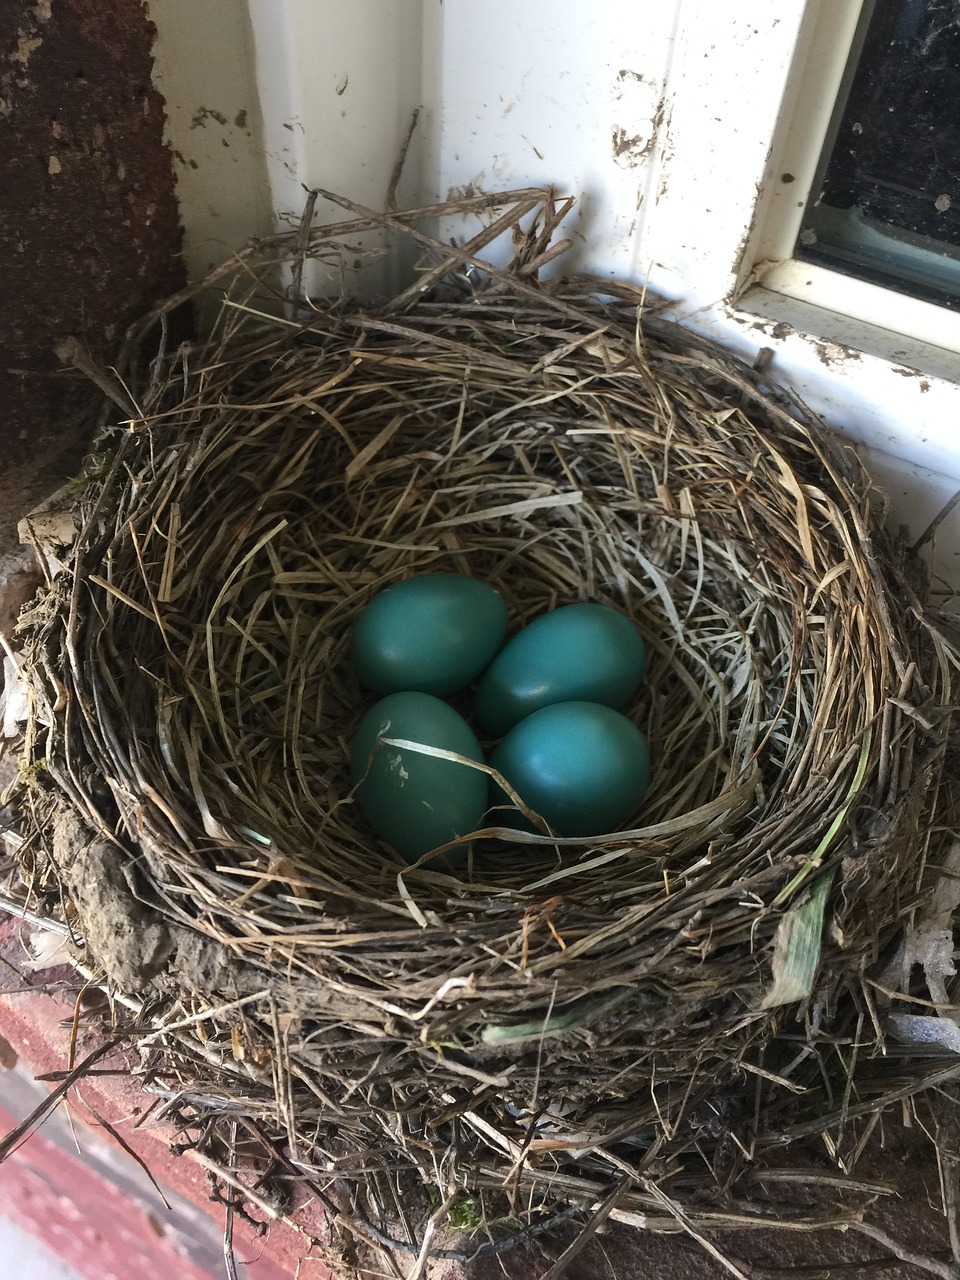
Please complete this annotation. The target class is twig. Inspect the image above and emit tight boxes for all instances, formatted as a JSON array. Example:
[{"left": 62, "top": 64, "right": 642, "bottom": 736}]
[
  {"left": 291, "top": 188, "right": 320, "bottom": 306},
  {"left": 404, "top": 1192, "right": 457, "bottom": 1280},
  {"left": 0, "top": 893, "right": 70, "bottom": 934},
  {"left": 911, "top": 488, "right": 960, "bottom": 554},
  {"left": 849, "top": 1222, "right": 960, "bottom": 1280},
  {"left": 54, "top": 336, "right": 139, "bottom": 417},
  {"left": 0, "top": 1038, "right": 121, "bottom": 1162},
  {"left": 641, "top": 1179, "right": 752, "bottom": 1280},
  {"left": 386, "top": 109, "right": 421, "bottom": 213},
  {"left": 224, "top": 1119, "right": 240, "bottom": 1280},
  {"left": 76, "top": 1096, "right": 172, "bottom": 1211},
  {"left": 539, "top": 1179, "right": 635, "bottom": 1279}
]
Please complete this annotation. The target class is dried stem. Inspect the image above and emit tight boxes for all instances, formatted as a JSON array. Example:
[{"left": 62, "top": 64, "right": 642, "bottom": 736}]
[{"left": 6, "top": 186, "right": 959, "bottom": 1274}]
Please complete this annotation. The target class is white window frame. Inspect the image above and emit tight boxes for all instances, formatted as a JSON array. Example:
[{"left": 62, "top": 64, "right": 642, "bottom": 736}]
[
  {"left": 633, "top": 0, "right": 960, "bottom": 489},
  {"left": 746, "top": 0, "right": 960, "bottom": 360}
]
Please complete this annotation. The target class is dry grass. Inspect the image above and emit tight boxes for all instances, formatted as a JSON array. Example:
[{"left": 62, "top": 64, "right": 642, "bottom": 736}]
[{"left": 7, "top": 189, "right": 960, "bottom": 1276}]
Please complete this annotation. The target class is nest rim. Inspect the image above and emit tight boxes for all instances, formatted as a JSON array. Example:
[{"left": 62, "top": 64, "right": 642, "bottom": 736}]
[{"left": 10, "top": 189, "right": 960, "bottom": 1265}]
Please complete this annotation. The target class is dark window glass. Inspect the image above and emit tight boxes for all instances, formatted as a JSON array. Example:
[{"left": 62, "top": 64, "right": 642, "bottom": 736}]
[{"left": 799, "top": 0, "right": 960, "bottom": 311}]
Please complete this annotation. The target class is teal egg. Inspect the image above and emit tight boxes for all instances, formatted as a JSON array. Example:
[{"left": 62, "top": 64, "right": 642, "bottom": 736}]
[
  {"left": 488, "top": 701, "right": 650, "bottom": 838},
  {"left": 351, "top": 573, "right": 508, "bottom": 696},
  {"left": 475, "top": 602, "right": 646, "bottom": 735},
  {"left": 350, "top": 691, "right": 487, "bottom": 861}
]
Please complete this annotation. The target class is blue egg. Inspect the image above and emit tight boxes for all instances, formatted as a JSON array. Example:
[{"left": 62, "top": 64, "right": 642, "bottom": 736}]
[
  {"left": 351, "top": 573, "right": 508, "bottom": 697},
  {"left": 350, "top": 691, "right": 487, "bottom": 861},
  {"left": 488, "top": 701, "right": 650, "bottom": 838},
  {"left": 475, "top": 603, "right": 646, "bottom": 736}
]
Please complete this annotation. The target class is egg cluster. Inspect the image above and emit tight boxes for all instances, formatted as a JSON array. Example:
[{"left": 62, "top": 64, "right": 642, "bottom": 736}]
[{"left": 348, "top": 574, "right": 650, "bottom": 862}]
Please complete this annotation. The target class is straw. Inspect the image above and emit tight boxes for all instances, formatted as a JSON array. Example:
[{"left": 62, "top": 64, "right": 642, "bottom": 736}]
[{"left": 7, "top": 189, "right": 959, "bottom": 1275}]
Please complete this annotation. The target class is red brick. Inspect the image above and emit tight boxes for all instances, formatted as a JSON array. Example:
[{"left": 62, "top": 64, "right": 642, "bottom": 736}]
[
  {"left": 0, "top": 917, "right": 336, "bottom": 1279},
  {"left": 0, "top": 1097, "right": 215, "bottom": 1280}
]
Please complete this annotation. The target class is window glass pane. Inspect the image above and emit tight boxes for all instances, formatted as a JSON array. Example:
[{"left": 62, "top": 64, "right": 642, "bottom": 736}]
[{"left": 799, "top": 0, "right": 960, "bottom": 311}]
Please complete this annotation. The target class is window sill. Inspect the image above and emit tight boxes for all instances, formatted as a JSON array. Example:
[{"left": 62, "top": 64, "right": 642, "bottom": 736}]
[{"left": 680, "top": 284, "right": 960, "bottom": 485}]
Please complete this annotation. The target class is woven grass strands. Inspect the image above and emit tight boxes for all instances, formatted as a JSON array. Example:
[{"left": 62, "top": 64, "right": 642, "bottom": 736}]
[{"left": 9, "top": 190, "right": 960, "bottom": 1275}]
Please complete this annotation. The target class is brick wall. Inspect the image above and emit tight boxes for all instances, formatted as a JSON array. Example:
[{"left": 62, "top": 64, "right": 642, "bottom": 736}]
[{"left": 0, "top": 917, "right": 338, "bottom": 1279}]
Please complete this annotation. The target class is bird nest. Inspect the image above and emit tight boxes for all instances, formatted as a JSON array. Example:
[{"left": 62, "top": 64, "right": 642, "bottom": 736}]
[{"left": 9, "top": 190, "right": 960, "bottom": 1271}]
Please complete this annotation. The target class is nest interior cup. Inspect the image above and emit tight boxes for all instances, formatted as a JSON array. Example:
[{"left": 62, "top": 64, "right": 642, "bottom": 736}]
[{"left": 14, "top": 190, "right": 958, "bottom": 1248}]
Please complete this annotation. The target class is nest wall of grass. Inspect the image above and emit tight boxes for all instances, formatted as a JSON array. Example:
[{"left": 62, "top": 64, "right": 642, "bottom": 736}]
[{"left": 11, "top": 191, "right": 960, "bottom": 1251}]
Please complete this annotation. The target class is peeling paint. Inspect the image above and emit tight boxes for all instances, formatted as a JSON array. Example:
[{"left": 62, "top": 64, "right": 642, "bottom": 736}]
[
  {"left": 611, "top": 125, "right": 647, "bottom": 166},
  {"left": 748, "top": 317, "right": 793, "bottom": 343},
  {"left": 811, "top": 336, "right": 862, "bottom": 367},
  {"left": 611, "top": 73, "right": 664, "bottom": 171},
  {"left": 889, "top": 368, "right": 934, "bottom": 395},
  {"left": 727, "top": 180, "right": 771, "bottom": 299},
  {"left": 742, "top": 307, "right": 870, "bottom": 368}
]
